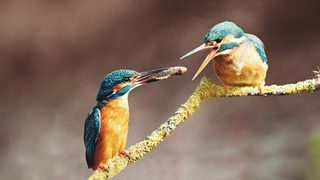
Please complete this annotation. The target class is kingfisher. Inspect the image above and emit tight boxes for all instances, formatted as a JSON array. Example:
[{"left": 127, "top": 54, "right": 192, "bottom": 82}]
[
  {"left": 180, "top": 21, "right": 268, "bottom": 94},
  {"left": 84, "top": 66, "right": 186, "bottom": 170}
]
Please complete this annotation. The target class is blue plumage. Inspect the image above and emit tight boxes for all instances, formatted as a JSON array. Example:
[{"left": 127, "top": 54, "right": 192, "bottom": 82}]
[
  {"left": 96, "top": 70, "right": 138, "bottom": 101},
  {"left": 85, "top": 69, "right": 138, "bottom": 169},
  {"left": 218, "top": 42, "right": 240, "bottom": 53},
  {"left": 84, "top": 67, "right": 186, "bottom": 169},
  {"left": 245, "top": 33, "right": 267, "bottom": 62},
  {"left": 204, "top": 21, "right": 244, "bottom": 43},
  {"left": 84, "top": 107, "right": 101, "bottom": 168}
]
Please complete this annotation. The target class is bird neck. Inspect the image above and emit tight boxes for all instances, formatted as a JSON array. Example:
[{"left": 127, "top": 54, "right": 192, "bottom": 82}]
[
  {"left": 96, "top": 93, "right": 130, "bottom": 109},
  {"left": 97, "top": 93, "right": 129, "bottom": 109},
  {"left": 100, "top": 93, "right": 130, "bottom": 125},
  {"left": 109, "top": 93, "right": 129, "bottom": 109},
  {"left": 96, "top": 99, "right": 108, "bottom": 109}
]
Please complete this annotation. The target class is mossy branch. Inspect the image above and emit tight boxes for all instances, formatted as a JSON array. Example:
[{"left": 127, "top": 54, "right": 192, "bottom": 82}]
[{"left": 89, "top": 75, "right": 319, "bottom": 180}]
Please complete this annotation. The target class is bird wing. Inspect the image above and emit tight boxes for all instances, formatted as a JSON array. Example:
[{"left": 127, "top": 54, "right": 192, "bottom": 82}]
[
  {"left": 245, "top": 33, "right": 267, "bottom": 62},
  {"left": 84, "top": 107, "right": 101, "bottom": 168}
]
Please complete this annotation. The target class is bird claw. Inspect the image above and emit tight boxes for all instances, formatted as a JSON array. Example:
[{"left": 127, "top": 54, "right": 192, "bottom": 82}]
[
  {"left": 98, "top": 164, "right": 110, "bottom": 172},
  {"left": 257, "top": 84, "right": 266, "bottom": 96},
  {"left": 225, "top": 84, "right": 266, "bottom": 96},
  {"left": 119, "top": 150, "right": 130, "bottom": 157},
  {"left": 258, "top": 87, "right": 265, "bottom": 96},
  {"left": 225, "top": 85, "right": 231, "bottom": 94}
]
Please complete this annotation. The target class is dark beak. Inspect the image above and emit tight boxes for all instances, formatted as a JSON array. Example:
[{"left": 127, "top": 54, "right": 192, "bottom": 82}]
[{"left": 134, "top": 66, "right": 187, "bottom": 85}]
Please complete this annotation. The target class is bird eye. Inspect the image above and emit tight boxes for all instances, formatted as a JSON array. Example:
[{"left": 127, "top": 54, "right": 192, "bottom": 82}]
[
  {"left": 215, "top": 38, "right": 222, "bottom": 43},
  {"left": 124, "top": 77, "right": 131, "bottom": 82}
]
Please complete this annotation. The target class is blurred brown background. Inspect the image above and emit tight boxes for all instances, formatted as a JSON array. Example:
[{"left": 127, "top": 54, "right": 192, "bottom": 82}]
[{"left": 0, "top": 0, "right": 319, "bottom": 179}]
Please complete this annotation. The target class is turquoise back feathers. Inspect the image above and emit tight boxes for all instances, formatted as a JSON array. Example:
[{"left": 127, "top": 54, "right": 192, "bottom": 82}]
[{"left": 244, "top": 33, "right": 267, "bottom": 62}]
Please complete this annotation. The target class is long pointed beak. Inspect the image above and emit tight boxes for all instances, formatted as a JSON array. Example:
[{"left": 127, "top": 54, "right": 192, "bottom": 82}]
[
  {"left": 135, "top": 66, "right": 187, "bottom": 85},
  {"left": 192, "top": 48, "right": 218, "bottom": 80},
  {"left": 180, "top": 43, "right": 213, "bottom": 60}
]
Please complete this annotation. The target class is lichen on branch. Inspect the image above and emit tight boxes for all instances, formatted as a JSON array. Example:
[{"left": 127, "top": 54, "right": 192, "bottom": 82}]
[{"left": 89, "top": 75, "right": 319, "bottom": 180}]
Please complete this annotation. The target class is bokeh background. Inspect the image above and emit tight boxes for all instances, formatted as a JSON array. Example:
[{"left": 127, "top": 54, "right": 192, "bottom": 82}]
[{"left": 1, "top": 0, "right": 319, "bottom": 179}]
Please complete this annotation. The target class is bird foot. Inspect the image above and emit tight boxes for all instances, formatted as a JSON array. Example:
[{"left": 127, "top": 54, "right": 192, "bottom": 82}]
[
  {"left": 225, "top": 84, "right": 266, "bottom": 96},
  {"left": 257, "top": 85, "right": 266, "bottom": 96},
  {"left": 225, "top": 85, "right": 231, "bottom": 94},
  {"left": 119, "top": 150, "right": 130, "bottom": 157},
  {"left": 98, "top": 163, "right": 110, "bottom": 172}
]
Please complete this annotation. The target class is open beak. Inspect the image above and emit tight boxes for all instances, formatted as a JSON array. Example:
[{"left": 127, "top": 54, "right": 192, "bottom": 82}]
[
  {"left": 180, "top": 44, "right": 213, "bottom": 60},
  {"left": 180, "top": 43, "right": 219, "bottom": 80},
  {"left": 134, "top": 66, "right": 187, "bottom": 85},
  {"left": 192, "top": 46, "right": 219, "bottom": 80}
]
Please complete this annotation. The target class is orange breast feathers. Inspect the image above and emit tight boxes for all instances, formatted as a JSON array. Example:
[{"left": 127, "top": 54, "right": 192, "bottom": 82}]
[
  {"left": 213, "top": 43, "right": 268, "bottom": 88},
  {"left": 92, "top": 94, "right": 129, "bottom": 170}
]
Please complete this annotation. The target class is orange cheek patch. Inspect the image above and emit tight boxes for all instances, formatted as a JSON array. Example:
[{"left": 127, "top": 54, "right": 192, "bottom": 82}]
[{"left": 112, "top": 82, "right": 131, "bottom": 91}]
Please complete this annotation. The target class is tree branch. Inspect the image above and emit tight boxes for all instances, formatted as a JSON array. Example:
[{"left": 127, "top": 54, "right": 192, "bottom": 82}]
[{"left": 88, "top": 75, "right": 319, "bottom": 180}]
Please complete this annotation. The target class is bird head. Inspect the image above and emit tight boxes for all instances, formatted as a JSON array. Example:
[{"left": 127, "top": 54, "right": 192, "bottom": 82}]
[
  {"left": 180, "top": 21, "right": 246, "bottom": 80},
  {"left": 96, "top": 67, "right": 187, "bottom": 101}
]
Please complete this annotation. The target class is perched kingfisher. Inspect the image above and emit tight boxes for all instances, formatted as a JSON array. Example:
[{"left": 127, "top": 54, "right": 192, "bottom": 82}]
[
  {"left": 84, "top": 66, "right": 186, "bottom": 170},
  {"left": 180, "top": 21, "right": 268, "bottom": 94}
]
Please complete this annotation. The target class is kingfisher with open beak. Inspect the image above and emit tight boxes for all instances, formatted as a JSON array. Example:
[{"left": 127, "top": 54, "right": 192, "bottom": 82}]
[
  {"left": 84, "top": 66, "right": 187, "bottom": 170},
  {"left": 180, "top": 21, "right": 268, "bottom": 94}
]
